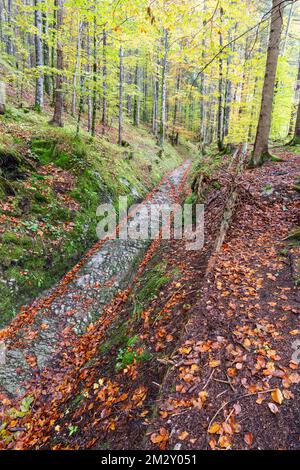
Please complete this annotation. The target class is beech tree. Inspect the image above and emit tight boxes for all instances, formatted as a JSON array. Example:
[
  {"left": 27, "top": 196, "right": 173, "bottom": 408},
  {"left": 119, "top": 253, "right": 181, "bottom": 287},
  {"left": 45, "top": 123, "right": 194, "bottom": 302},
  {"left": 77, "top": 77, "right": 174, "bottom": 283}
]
[
  {"left": 252, "top": 0, "right": 289, "bottom": 166},
  {"left": 49, "top": 0, "right": 64, "bottom": 127}
]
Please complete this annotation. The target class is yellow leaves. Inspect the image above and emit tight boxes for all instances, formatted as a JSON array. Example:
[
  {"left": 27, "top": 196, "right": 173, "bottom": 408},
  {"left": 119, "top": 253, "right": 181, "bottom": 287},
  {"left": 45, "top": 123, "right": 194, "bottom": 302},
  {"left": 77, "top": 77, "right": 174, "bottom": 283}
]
[
  {"left": 219, "top": 435, "right": 231, "bottom": 448},
  {"left": 192, "top": 391, "right": 208, "bottom": 410},
  {"left": 209, "top": 360, "right": 220, "bottom": 368},
  {"left": 271, "top": 388, "right": 283, "bottom": 405},
  {"left": 266, "top": 273, "right": 276, "bottom": 281},
  {"left": 178, "top": 346, "right": 192, "bottom": 355},
  {"left": 208, "top": 422, "right": 221, "bottom": 434},
  {"left": 178, "top": 431, "right": 189, "bottom": 441}
]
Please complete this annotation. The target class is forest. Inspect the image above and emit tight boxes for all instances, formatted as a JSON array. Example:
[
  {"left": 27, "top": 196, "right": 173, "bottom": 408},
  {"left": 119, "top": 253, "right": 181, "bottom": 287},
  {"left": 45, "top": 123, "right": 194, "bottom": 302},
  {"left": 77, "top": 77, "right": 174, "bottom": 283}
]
[{"left": 0, "top": 0, "right": 300, "bottom": 456}]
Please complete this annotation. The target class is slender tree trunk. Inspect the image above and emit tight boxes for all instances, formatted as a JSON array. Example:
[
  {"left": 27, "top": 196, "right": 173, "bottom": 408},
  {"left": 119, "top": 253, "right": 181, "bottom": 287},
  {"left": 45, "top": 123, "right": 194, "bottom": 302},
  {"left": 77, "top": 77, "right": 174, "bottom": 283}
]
[
  {"left": 290, "top": 56, "right": 300, "bottom": 144},
  {"left": 76, "top": 24, "right": 85, "bottom": 136},
  {"left": 293, "top": 95, "right": 300, "bottom": 144},
  {"left": 288, "top": 52, "right": 300, "bottom": 138},
  {"left": 143, "top": 62, "right": 148, "bottom": 122},
  {"left": 49, "top": 0, "right": 64, "bottom": 127},
  {"left": 252, "top": 0, "right": 285, "bottom": 165},
  {"left": 152, "top": 56, "right": 159, "bottom": 135},
  {"left": 133, "top": 60, "right": 141, "bottom": 126},
  {"left": 71, "top": 19, "right": 82, "bottom": 117},
  {"left": 217, "top": 9, "right": 224, "bottom": 151},
  {"left": 50, "top": 5, "right": 56, "bottom": 105},
  {"left": 171, "top": 69, "right": 181, "bottom": 145},
  {"left": 6, "top": 0, "right": 13, "bottom": 56},
  {"left": 91, "top": 15, "right": 97, "bottom": 136},
  {"left": 87, "top": 25, "right": 92, "bottom": 133},
  {"left": 43, "top": 11, "right": 51, "bottom": 96},
  {"left": 101, "top": 28, "right": 107, "bottom": 134},
  {"left": 34, "top": 0, "right": 44, "bottom": 111},
  {"left": 281, "top": 1, "right": 294, "bottom": 56},
  {"left": 159, "top": 28, "right": 168, "bottom": 146},
  {"left": 118, "top": 45, "right": 124, "bottom": 146}
]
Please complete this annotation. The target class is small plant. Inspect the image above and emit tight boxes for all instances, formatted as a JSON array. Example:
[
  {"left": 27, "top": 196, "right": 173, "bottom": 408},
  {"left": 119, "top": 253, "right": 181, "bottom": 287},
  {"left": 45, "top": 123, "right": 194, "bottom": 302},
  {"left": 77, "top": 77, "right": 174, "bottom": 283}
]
[
  {"left": 68, "top": 425, "right": 78, "bottom": 436},
  {"left": 115, "top": 335, "right": 151, "bottom": 372}
]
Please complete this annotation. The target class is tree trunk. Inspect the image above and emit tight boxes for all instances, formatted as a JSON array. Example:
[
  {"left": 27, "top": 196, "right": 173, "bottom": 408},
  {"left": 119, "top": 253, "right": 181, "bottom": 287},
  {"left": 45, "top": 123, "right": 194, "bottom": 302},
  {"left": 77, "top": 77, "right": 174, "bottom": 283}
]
[
  {"left": 118, "top": 45, "right": 124, "bottom": 146},
  {"left": 143, "top": 62, "right": 148, "bottom": 122},
  {"left": 291, "top": 55, "right": 300, "bottom": 144},
  {"left": 101, "top": 28, "right": 107, "bottom": 134},
  {"left": 76, "top": 24, "right": 85, "bottom": 136},
  {"left": 281, "top": 1, "right": 294, "bottom": 56},
  {"left": 217, "top": 9, "right": 224, "bottom": 151},
  {"left": 172, "top": 69, "right": 181, "bottom": 145},
  {"left": 159, "top": 28, "right": 168, "bottom": 146},
  {"left": 133, "top": 60, "right": 141, "bottom": 126},
  {"left": 252, "top": 0, "right": 285, "bottom": 166},
  {"left": 6, "top": 0, "right": 13, "bottom": 56},
  {"left": 34, "top": 0, "right": 44, "bottom": 111},
  {"left": 293, "top": 97, "right": 300, "bottom": 144},
  {"left": 42, "top": 11, "right": 52, "bottom": 96},
  {"left": 152, "top": 64, "right": 159, "bottom": 136},
  {"left": 71, "top": 20, "right": 82, "bottom": 117},
  {"left": 91, "top": 15, "right": 97, "bottom": 136},
  {"left": 49, "top": 0, "right": 64, "bottom": 127},
  {"left": 87, "top": 25, "right": 92, "bottom": 133}
]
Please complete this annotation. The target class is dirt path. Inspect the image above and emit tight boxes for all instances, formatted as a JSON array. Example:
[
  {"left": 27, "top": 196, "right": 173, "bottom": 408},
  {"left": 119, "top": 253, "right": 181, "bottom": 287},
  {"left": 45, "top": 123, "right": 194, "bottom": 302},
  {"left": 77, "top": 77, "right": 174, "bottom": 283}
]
[{"left": 146, "top": 148, "right": 300, "bottom": 450}]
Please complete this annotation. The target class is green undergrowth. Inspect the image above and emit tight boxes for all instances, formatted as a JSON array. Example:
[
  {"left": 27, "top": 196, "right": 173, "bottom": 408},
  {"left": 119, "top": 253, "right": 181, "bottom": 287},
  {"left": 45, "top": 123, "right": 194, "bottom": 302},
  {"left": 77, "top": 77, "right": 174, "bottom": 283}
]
[{"left": 0, "top": 105, "right": 187, "bottom": 327}]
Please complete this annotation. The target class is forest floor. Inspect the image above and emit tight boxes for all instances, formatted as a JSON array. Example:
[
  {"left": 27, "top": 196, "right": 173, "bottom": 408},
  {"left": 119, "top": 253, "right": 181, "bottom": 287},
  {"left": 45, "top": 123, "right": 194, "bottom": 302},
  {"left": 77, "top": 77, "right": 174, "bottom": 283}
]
[{"left": 0, "top": 146, "right": 300, "bottom": 450}]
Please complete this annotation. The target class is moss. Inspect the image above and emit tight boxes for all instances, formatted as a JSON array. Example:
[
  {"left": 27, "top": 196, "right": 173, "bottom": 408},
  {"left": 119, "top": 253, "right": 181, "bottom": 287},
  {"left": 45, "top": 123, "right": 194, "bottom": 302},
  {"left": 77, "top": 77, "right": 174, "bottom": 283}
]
[
  {"left": 138, "top": 262, "right": 169, "bottom": 302},
  {"left": 34, "top": 191, "right": 49, "bottom": 203}
]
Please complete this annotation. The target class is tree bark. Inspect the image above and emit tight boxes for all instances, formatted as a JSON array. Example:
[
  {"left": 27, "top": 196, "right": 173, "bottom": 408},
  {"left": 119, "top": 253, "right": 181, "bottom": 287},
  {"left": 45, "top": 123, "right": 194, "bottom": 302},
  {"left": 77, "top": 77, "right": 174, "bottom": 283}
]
[
  {"left": 91, "top": 14, "right": 97, "bottom": 137},
  {"left": 252, "top": 0, "right": 286, "bottom": 166},
  {"left": 291, "top": 55, "right": 300, "bottom": 144},
  {"left": 6, "top": 0, "right": 13, "bottom": 56},
  {"left": 133, "top": 60, "right": 141, "bottom": 127},
  {"left": 71, "top": 19, "right": 83, "bottom": 117},
  {"left": 118, "top": 45, "right": 124, "bottom": 146},
  {"left": 101, "top": 28, "right": 107, "bottom": 134},
  {"left": 49, "top": 0, "right": 64, "bottom": 127},
  {"left": 281, "top": 1, "right": 294, "bottom": 56},
  {"left": 34, "top": 0, "right": 44, "bottom": 111},
  {"left": 42, "top": 11, "right": 52, "bottom": 96},
  {"left": 217, "top": 8, "right": 224, "bottom": 151},
  {"left": 159, "top": 28, "right": 168, "bottom": 146}
]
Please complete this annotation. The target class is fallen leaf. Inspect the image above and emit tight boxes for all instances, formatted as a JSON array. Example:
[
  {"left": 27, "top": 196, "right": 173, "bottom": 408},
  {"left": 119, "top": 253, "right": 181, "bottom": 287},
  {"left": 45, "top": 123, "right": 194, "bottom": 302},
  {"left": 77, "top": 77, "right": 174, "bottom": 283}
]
[
  {"left": 271, "top": 388, "right": 283, "bottom": 405},
  {"left": 244, "top": 432, "right": 253, "bottom": 446},
  {"left": 268, "top": 402, "right": 279, "bottom": 414}
]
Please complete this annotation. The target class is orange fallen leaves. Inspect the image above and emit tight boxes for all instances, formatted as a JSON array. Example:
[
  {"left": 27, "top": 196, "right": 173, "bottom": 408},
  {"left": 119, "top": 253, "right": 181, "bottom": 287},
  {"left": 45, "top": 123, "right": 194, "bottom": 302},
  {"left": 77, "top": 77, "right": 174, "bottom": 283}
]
[
  {"left": 271, "top": 388, "right": 283, "bottom": 405},
  {"left": 150, "top": 427, "right": 169, "bottom": 449}
]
